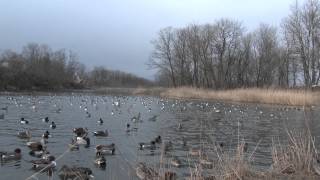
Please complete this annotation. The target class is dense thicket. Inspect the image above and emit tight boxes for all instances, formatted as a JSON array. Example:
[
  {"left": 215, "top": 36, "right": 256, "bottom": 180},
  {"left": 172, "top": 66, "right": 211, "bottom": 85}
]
[
  {"left": 0, "top": 43, "right": 152, "bottom": 90},
  {"left": 149, "top": 0, "right": 320, "bottom": 89}
]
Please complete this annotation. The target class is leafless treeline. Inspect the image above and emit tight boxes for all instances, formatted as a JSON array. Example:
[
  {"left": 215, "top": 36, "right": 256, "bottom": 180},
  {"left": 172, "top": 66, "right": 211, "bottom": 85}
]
[
  {"left": 0, "top": 43, "right": 152, "bottom": 90},
  {"left": 89, "top": 66, "right": 152, "bottom": 88},
  {"left": 149, "top": 0, "right": 320, "bottom": 89}
]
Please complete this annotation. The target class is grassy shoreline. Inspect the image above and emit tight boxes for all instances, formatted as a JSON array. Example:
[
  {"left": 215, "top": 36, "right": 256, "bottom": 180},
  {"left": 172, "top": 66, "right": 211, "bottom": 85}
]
[
  {"left": 0, "top": 87, "right": 318, "bottom": 106},
  {"left": 136, "top": 87, "right": 317, "bottom": 106}
]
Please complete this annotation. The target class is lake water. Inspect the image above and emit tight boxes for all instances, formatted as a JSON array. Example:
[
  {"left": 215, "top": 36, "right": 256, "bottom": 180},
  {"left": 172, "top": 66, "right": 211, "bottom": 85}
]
[{"left": 0, "top": 93, "right": 318, "bottom": 179}]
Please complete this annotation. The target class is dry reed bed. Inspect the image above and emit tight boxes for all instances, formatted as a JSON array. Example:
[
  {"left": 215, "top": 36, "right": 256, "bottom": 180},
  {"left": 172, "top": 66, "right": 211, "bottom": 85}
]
[
  {"left": 200, "top": 132, "right": 319, "bottom": 180},
  {"left": 271, "top": 130, "right": 320, "bottom": 177},
  {"left": 160, "top": 87, "right": 316, "bottom": 106},
  {"left": 138, "top": 130, "right": 320, "bottom": 180}
]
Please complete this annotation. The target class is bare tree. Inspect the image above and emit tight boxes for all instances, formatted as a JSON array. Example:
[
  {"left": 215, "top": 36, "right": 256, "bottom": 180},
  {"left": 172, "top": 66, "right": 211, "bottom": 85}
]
[
  {"left": 149, "top": 27, "right": 177, "bottom": 87},
  {"left": 283, "top": 0, "right": 320, "bottom": 87}
]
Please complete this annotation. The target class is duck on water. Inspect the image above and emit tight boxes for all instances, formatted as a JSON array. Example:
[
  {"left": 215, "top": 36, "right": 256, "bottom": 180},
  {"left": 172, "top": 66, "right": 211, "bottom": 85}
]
[
  {"left": 42, "top": 117, "right": 49, "bottom": 123},
  {"left": 59, "top": 165, "right": 94, "bottom": 180},
  {"left": 93, "top": 130, "right": 108, "bottom": 137},
  {"left": 17, "top": 130, "right": 31, "bottom": 139},
  {"left": 31, "top": 155, "right": 56, "bottom": 175},
  {"left": 0, "top": 148, "right": 22, "bottom": 162},
  {"left": 96, "top": 144, "right": 115, "bottom": 155},
  {"left": 73, "top": 127, "right": 88, "bottom": 137},
  {"left": 97, "top": 118, "right": 103, "bottom": 125},
  {"left": 50, "top": 122, "right": 56, "bottom": 129},
  {"left": 20, "top": 117, "right": 29, "bottom": 124},
  {"left": 94, "top": 156, "right": 106, "bottom": 168}
]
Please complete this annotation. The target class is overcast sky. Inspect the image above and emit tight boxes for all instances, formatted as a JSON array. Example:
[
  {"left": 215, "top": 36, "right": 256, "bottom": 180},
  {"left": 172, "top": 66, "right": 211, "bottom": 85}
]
[{"left": 0, "top": 0, "right": 307, "bottom": 79}]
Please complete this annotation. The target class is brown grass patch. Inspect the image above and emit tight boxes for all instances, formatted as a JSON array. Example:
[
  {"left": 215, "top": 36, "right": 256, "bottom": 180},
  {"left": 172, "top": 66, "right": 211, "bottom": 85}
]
[{"left": 160, "top": 87, "right": 316, "bottom": 106}]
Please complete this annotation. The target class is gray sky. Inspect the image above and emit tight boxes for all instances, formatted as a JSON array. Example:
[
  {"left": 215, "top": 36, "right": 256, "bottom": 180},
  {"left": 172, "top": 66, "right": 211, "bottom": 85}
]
[{"left": 0, "top": 0, "right": 306, "bottom": 79}]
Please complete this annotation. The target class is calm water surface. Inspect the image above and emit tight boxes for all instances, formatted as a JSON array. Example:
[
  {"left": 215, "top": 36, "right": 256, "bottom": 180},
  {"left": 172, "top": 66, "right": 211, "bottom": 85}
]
[{"left": 0, "top": 94, "right": 319, "bottom": 179}]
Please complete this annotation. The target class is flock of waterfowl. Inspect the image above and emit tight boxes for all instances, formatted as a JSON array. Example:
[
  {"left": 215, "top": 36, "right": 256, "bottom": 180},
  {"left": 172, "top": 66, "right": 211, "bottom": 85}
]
[
  {"left": 0, "top": 95, "right": 179, "bottom": 179},
  {"left": 0, "top": 94, "right": 311, "bottom": 179}
]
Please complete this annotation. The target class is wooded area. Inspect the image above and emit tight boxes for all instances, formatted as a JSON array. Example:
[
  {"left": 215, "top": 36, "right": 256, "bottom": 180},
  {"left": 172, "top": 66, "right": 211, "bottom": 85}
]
[
  {"left": 149, "top": 0, "right": 320, "bottom": 89},
  {"left": 0, "top": 43, "right": 152, "bottom": 90}
]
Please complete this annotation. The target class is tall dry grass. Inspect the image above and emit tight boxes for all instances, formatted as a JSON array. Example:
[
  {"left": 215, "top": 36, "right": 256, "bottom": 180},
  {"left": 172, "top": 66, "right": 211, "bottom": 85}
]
[
  {"left": 186, "top": 132, "right": 320, "bottom": 180},
  {"left": 271, "top": 130, "right": 319, "bottom": 176},
  {"left": 160, "top": 87, "right": 316, "bottom": 106}
]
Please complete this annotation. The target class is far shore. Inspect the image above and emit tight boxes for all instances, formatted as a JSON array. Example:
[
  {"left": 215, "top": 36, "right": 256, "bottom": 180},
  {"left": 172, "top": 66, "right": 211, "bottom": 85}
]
[{"left": 0, "top": 87, "right": 318, "bottom": 107}]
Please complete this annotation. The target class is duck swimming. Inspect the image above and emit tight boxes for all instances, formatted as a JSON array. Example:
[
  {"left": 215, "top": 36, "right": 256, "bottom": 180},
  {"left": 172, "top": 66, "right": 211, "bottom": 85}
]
[
  {"left": 86, "top": 111, "right": 91, "bottom": 118},
  {"left": 27, "top": 143, "right": 48, "bottom": 157},
  {"left": 96, "top": 143, "right": 115, "bottom": 155},
  {"left": 74, "top": 136, "right": 90, "bottom": 147},
  {"left": 93, "top": 130, "right": 108, "bottom": 137},
  {"left": 125, "top": 123, "right": 130, "bottom": 132},
  {"left": 20, "top": 117, "right": 29, "bottom": 124},
  {"left": 42, "top": 117, "right": 49, "bottom": 123},
  {"left": 94, "top": 156, "right": 106, "bottom": 168},
  {"left": 31, "top": 155, "right": 56, "bottom": 172},
  {"left": 27, "top": 139, "right": 46, "bottom": 150},
  {"left": 50, "top": 122, "right": 56, "bottom": 129},
  {"left": 42, "top": 130, "right": 51, "bottom": 139},
  {"left": 73, "top": 127, "right": 88, "bottom": 137},
  {"left": 17, "top": 130, "right": 31, "bottom": 139},
  {"left": 59, "top": 165, "right": 94, "bottom": 180},
  {"left": 139, "top": 141, "right": 156, "bottom": 150},
  {"left": 97, "top": 118, "right": 103, "bottom": 124},
  {"left": 154, "top": 136, "right": 162, "bottom": 144},
  {"left": 0, "top": 148, "right": 22, "bottom": 162},
  {"left": 27, "top": 138, "right": 47, "bottom": 153},
  {"left": 1, "top": 106, "right": 8, "bottom": 111}
]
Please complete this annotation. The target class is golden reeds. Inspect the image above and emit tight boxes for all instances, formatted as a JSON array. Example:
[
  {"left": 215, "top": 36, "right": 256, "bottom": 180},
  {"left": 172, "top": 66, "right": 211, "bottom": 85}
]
[
  {"left": 160, "top": 87, "right": 316, "bottom": 106},
  {"left": 271, "top": 130, "right": 319, "bottom": 176}
]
